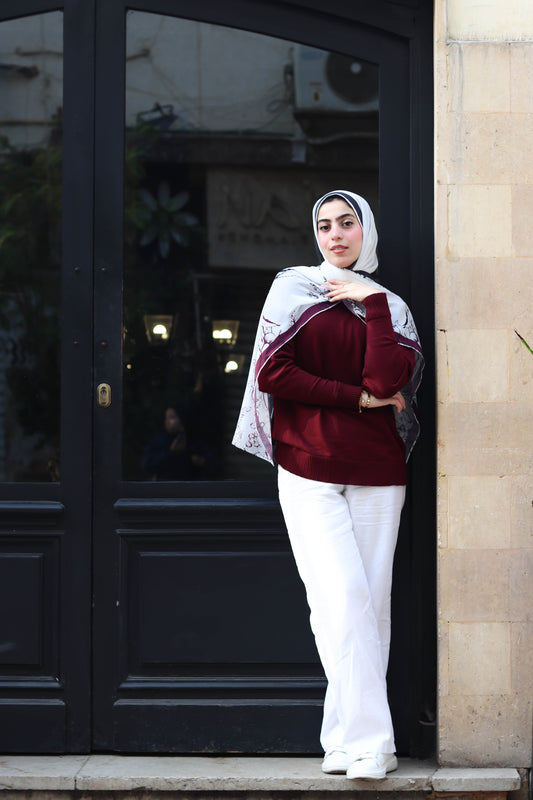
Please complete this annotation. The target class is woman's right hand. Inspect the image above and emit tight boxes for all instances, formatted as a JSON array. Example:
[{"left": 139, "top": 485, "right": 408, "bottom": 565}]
[{"left": 325, "top": 278, "right": 382, "bottom": 303}]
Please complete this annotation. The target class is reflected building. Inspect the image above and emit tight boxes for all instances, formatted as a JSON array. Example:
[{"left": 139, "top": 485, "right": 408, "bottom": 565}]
[
  {"left": 0, "top": 11, "right": 379, "bottom": 482},
  {"left": 121, "top": 12, "right": 379, "bottom": 480}
]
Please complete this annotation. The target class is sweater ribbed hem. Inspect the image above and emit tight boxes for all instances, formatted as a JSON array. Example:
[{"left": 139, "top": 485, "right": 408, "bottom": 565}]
[{"left": 275, "top": 444, "right": 407, "bottom": 487}]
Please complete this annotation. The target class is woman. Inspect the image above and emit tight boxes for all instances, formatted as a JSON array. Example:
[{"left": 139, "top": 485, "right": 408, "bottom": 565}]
[{"left": 233, "top": 190, "right": 423, "bottom": 780}]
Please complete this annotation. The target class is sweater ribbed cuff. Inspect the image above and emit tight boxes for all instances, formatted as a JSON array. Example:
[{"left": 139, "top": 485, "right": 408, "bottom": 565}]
[{"left": 362, "top": 291, "right": 389, "bottom": 320}]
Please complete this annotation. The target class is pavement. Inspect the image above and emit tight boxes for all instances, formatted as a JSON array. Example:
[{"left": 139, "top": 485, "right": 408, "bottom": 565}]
[{"left": 0, "top": 755, "right": 522, "bottom": 793}]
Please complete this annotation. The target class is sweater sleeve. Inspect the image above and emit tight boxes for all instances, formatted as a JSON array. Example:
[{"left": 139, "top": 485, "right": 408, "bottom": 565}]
[
  {"left": 257, "top": 337, "right": 361, "bottom": 408},
  {"left": 361, "top": 293, "right": 416, "bottom": 397}
]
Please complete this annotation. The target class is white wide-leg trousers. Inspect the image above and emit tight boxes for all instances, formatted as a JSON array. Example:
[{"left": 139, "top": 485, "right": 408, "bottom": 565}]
[{"left": 277, "top": 465, "right": 406, "bottom": 758}]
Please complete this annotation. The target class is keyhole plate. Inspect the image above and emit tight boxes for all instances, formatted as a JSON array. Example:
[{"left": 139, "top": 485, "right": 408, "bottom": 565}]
[{"left": 97, "top": 383, "right": 111, "bottom": 408}]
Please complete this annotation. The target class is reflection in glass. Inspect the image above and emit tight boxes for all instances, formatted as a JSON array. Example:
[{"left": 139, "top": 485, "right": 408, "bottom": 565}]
[
  {"left": 0, "top": 13, "right": 63, "bottom": 481},
  {"left": 123, "top": 11, "right": 378, "bottom": 480}
]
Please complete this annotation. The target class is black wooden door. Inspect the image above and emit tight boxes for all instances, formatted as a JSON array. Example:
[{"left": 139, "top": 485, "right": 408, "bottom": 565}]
[
  {"left": 0, "top": 0, "right": 94, "bottom": 751},
  {"left": 90, "top": 0, "right": 434, "bottom": 755},
  {"left": 0, "top": 0, "right": 434, "bottom": 755}
]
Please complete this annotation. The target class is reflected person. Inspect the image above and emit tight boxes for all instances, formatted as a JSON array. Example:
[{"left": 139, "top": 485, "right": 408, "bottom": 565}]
[{"left": 142, "top": 406, "right": 213, "bottom": 480}]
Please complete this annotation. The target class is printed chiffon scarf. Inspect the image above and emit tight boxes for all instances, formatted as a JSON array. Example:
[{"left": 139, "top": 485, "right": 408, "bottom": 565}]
[{"left": 232, "top": 190, "right": 424, "bottom": 465}]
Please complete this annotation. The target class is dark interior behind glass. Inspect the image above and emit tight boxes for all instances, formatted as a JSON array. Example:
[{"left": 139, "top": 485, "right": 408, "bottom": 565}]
[{"left": 123, "top": 12, "right": 379, "bottom": 480}]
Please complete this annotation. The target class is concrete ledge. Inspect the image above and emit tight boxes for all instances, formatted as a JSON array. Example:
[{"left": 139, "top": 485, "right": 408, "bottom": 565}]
[
  {"left": 432, "top": 767, "right": 522, "bottom": 793},
  {"left": 0, "top": 756, "right": 522, "bottom": 794},
  {"left": 74, "top": 756, "right": 432, "bottom": 792}
]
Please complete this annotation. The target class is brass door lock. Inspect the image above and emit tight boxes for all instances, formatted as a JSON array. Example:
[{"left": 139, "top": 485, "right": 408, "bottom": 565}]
[{"left": 97, "top": 383, "right": 111, "bottom": 408}]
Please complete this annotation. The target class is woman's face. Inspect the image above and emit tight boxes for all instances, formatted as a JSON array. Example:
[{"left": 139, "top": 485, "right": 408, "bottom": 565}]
[{"left": 316, "top": 198, "right": 363, "bottom": 269}]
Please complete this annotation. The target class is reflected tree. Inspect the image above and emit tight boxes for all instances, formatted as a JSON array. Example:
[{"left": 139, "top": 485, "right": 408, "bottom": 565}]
[
  {"left": 122, "top": 127, "right": 223, "bottom": 479},
  {"left": 0, "top": 132, "right": 61, "bottom": 480}
]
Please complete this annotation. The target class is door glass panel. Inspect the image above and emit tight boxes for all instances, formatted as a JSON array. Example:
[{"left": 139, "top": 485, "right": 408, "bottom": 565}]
[
  {"left": 0, "top": 12, "right": 63, "bottom": 482},
  {"left": 123, "top": 11, "right": 378, "bottom": 480}
]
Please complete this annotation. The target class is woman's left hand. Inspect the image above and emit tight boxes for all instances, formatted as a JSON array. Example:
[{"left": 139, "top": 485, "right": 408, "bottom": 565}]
[
  {"left": 365, "top": 391, "right": 406, "bottom": 413},
  {"left": 325, "top": 278, "right": 382, "bottom": 303}
]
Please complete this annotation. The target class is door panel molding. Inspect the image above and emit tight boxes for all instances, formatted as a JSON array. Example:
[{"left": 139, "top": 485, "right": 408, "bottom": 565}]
[
  {"left": 112, "top": 698, "right": 324, "bottom": 752},
  {"left": 0, "top": 699, "right": 67, "bottom": 752},
  {"left": 0, "top": 501, "right": 64, "bottom": 521}
]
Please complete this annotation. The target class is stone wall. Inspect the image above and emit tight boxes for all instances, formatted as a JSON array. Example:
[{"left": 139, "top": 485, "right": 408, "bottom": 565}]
[{"left": 435, "top": 0, "right": 533, "bottom": 766}]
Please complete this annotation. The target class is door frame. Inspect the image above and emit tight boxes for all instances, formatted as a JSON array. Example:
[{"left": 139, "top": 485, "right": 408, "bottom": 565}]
[
  {"left": 61, "top": 0, "right": 95, "bottom": 749},
  {"left": 91, "top": 0, "right": 435, "bottom": 755}
]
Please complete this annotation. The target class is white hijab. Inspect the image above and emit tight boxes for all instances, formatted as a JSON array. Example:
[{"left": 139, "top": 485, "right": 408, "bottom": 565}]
[
  {"left": 232, "top": 190, "right": 423, "bottom": 465},
  {"left": 312, "top": 189, "right": 379, "bottom": 274}
]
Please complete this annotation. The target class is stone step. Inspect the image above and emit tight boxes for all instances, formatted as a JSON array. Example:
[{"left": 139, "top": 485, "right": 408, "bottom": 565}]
[{"left": 0, "top": 756, "right": 522, "bottom": 798}]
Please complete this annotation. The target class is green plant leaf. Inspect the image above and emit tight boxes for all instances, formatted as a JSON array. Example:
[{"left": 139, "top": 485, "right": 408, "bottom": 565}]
[{"left": 515, "top": 330, "right": 533, "bottom": 356}]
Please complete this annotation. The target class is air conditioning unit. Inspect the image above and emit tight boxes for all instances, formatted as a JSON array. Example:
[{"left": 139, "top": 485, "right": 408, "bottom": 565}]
[{"left": 292, "top": 45, "right": 379, "bottom": 114}]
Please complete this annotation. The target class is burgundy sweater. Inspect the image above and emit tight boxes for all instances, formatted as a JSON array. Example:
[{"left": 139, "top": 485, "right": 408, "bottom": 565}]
[{"left": 257, "top": 293, "right": 416, "bottom": 486}]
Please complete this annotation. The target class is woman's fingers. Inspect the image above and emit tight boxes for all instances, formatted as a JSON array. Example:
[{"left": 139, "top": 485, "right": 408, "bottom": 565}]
[
  {"left": 368, "top": 391, "right": 406, "bottom": 412},
  {"left": 325, "top": 280, "right": 380, "bottom": 302},
  {"left": 385, "top": 392, "right": 405, "bottom": 412},
  {"left": 393, "top": 391, "right": 406, "bottom": 412}
]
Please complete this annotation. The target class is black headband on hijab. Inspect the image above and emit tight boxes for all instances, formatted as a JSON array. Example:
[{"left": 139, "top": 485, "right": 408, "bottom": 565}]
[{"left": 315, "top": 191, "right": 363, "bottom": 228}]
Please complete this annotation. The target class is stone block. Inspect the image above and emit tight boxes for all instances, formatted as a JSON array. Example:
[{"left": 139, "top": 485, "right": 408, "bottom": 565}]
[
  {"left": 433, "top": 766, "right": 521, "bottom": 791},
  {"left": 513, "top": 186, "right": 533, "bottom": 256},
  {"left": 510, "top": 114, "right": 533, "bottom": 184},
  {"left": 447, "top": 0, "right": 533, "bottom": 42},
  {"left": 448, "top": 622, "right": 511, "bottom": 695},
  {"left": 448, "top": 475, "right": 511, "bottom": 549},
  {"left": 442, "top": 114, "right": 514, "bottom": 185},
  {"left": 446, "top": 330, "right": 508, "bottom": 403},
  {"left": 435, "top": 112, "right": 456, "bottom": 187},
  {"left": 438, "top": 402, "right": 533, "bottom": 476},
  {"left": 0, "top": 754, "right": 523, "bottom": 795},
  {"left": 435, "top": 258, "right": 532, "bottom": 332},
  {"left": 435, "top": 0, "right": 447, "bottom": 43},
  {"left": 511, "top": 476, "right": 533, "bottom": 548},
  {"left": 439, "top": 112, "right": 533, "bottom": 186},
  {"left": 448, "top": 44, "right": 510, "bottom": 113},
  {"left": 510, "top": 328, "right": 533, "bottom": 402},
  {"left": 73, "top": 754, "right": 434, "bottom": 792},
  {"left": 510, "top": 44, "right": 533, "bottom": 112},
  {"left": 509, "top": 549, "right": 533, "bottom": 621},
  {"left": 512, "top": 622, "right": 533, "bottom": 693},
  {"left": 434, "top": 186, "right": 449, "bottom": 260},
  {"left": 0, "top": 756, "right": 88, "bottom": 790},
  {"left": 437, "top": 473, "right": 449, "bottom": 549},
  {"left": 440, "top": 551, "right": 510, "bottom": 622},
  {"left": 434, "top": 257, "right": 455, "bottom": 329},
  {"left": 435, "top": 41, "right": 449, "bottom": 115},
  {"left": 436, "top": 329, "right": 450, "bottom": 403},
  {"left": 438, "top": 619, "right": 450, "bottom": 696},
  {"left": 438, "top": 694, "right": 533, "bottom": 767},
  {"left": 447, "top": 186, "right": 512, "bottom": 259}
]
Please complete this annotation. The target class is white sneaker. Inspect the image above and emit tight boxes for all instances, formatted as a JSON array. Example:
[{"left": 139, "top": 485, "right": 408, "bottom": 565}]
[
  {"left": 346, "top": 753, "right": 398, "bottom": 780},
  {"left": 321, "top": 747, "right": 350, "bottom": 774}
]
